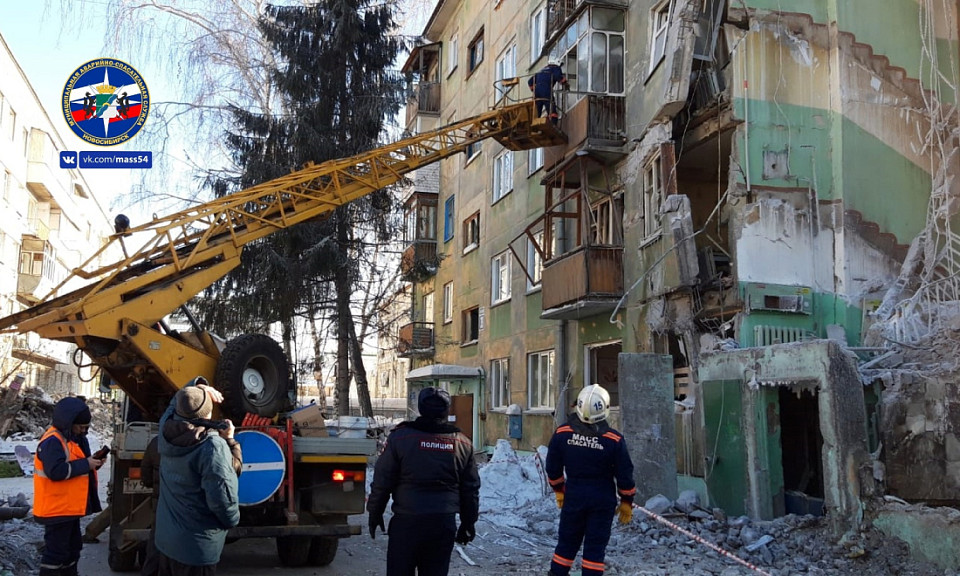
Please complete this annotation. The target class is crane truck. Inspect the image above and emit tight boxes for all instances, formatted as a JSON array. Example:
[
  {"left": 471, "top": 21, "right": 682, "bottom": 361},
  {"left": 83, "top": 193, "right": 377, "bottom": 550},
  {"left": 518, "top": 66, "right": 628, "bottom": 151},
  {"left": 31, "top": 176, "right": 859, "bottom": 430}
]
[{"left": 0, "top": 97, "right": 565, "bottom": 570}]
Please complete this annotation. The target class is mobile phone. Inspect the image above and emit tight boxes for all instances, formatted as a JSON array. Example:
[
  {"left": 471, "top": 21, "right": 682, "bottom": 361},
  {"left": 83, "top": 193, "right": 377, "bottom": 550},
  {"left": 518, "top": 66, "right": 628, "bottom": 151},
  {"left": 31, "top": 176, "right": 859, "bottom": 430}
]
[{"left": 93, "top": 446, "right": 110, "bottom": 460}]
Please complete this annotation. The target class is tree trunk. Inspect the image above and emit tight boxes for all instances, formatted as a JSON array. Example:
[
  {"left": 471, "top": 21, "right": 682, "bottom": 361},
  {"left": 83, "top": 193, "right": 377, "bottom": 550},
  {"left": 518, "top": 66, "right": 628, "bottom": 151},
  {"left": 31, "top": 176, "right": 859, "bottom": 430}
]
[
  {"left": 346, "top": 311, "right": 375, "bottom": 418},
  {"left": 334, "top": 211, "right": 352, "bottom": 417}
]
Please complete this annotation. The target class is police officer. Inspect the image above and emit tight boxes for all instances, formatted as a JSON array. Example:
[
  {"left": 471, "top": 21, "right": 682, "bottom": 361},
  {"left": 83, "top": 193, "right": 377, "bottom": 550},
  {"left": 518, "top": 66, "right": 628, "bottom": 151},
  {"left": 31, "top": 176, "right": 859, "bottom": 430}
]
[
  {"left": 368, "top": 387, "right": 481, "bottom": 576},
  {"left": 527, "top": 58, "right": 568, "bottom": 123},
  {"left": 34, "top": 397, "right": 104, "bottom": 576},
  {"left": 546, "top": 384, "right": 635, "bottom": 576}
]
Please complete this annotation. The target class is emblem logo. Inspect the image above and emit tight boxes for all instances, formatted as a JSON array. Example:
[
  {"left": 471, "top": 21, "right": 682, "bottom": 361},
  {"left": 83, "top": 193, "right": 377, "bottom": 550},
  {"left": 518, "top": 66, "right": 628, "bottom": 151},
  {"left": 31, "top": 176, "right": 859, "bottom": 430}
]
[{"left": 62, "top": 58, "right": 150, "bottom": 146}]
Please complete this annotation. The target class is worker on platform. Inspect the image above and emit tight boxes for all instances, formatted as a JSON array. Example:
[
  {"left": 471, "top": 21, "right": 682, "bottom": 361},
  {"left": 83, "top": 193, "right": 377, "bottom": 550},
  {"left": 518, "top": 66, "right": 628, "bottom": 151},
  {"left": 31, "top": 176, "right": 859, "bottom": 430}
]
[
  {"left": 367, "top": 387, "right": 481, "bottom": 576},
  {"left": 546, "top": 384, "right": 636, "bottom": 576},
  {"left": 155, "top": 378, "right": 242, "bottom": 576},
  {"left": 528, "top": 58, "right": 568, "bottom": 124},
  {"left": 34, "top": 397, "right": 104, "bottom": 576}
]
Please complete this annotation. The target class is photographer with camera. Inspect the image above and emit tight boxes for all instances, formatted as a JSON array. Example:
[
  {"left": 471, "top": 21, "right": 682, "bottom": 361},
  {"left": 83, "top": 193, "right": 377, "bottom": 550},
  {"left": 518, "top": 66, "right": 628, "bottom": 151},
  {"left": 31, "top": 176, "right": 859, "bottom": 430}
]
[
  {"left": 155, "top": 377, "right": 242, "bottom": 576},
  {"left": 34, "top": 396, "right": 104, "bottom": 576}
]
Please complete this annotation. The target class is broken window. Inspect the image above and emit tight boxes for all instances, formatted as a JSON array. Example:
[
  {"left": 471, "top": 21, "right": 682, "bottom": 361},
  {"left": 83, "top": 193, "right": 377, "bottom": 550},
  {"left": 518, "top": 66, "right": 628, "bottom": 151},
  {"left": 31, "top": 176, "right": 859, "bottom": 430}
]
[
  {"left": 462, "top": 306, "right": 480, "bottom": 343},
  {"left": 463, "top": 211, "right": 480, "bottom": 254},
  {"left": 491, "top": 250, "right": 512, "bottom": 304},
  {"left": 590, "top": 195, "right": 623, "bottom": 245},
  {"left": 642, "top": 154, "right": 663, "bottom": 240},
  {"left": 528, "top": 349, "right": 555, "bottom": 409},
  {"left": 490, "top": 357, "right": 510, "bottom": 409},
  {"left": 468, "top": 29, "right": 484, "bottom": 73},
  {"left": 649, "top": 0, "right": 674, "bottom": 76},
  {"left": 527, "top": 230, "right": 544, "bottom": 290}
]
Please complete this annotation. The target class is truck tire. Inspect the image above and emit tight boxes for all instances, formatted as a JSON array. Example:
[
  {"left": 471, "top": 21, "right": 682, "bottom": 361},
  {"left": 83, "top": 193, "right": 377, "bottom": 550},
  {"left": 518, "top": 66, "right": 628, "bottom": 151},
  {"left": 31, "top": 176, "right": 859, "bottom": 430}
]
[
  {"left": 108, "top": 545, "right": 139, "bottom": 572},
  {"left": 215, "top": 334, "right": 291, "bottom": 419},
  {"left": 308, "top": 536, "right": 338, "bottom": 566},
  {"left": 276, "top": 535, "right": 311, "bottom": 567}
]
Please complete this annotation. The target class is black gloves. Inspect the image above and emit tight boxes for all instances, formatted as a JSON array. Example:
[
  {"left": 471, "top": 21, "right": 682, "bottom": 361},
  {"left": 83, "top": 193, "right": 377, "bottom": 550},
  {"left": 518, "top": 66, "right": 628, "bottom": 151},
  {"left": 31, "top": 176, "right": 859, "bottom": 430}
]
[
  {"left": 369, "top": 513, "right": 386, "bottom": 539},
  {"left": 455, "top": 523, "right": 475, "bottom": 545}
]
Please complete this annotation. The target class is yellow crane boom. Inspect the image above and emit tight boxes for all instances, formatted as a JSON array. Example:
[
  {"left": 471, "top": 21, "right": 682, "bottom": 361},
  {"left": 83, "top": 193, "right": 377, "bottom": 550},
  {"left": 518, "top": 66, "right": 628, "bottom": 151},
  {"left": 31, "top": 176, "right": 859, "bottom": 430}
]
[{"left": 0, "top": 98, "right": 564, "bottom": 416}]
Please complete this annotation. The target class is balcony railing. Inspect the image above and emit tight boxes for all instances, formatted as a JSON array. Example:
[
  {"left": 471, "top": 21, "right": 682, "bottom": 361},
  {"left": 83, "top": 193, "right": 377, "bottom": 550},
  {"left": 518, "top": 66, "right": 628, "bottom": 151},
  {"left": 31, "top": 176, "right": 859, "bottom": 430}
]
[
  {"left": 541, "top": 245, "right": 623, "bottom": 317},
  {"left": 545, "top": 94, "right": 626, "bottom": 172},
  {"left": 546, "top": 0, "right": 627, "bottom": 43},
  {"left": 405, "top": 82, "right": 442, "bottom": 127},
  {"left": 398, "top": 322, "right": 435, "bottom": 358},
  {"left": 400, "top": 239, "right": 439, "bottom": 280}
]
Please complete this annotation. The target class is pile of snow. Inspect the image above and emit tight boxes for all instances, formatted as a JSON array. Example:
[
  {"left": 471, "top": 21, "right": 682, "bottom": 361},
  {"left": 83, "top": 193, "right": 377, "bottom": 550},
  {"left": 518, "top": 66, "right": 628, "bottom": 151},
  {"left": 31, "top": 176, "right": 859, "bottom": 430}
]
[{"left": 479, "top": 440, "right": 549, "bottom": 512}]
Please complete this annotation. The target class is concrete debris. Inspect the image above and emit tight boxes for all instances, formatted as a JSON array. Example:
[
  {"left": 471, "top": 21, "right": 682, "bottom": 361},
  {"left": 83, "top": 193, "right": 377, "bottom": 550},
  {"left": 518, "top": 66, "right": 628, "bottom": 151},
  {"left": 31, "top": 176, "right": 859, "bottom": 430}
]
[
  {"left": 644, "top": 494, "right": 673, "bottom": 515},
  {"left": 0, "top": 386, "right": 55, "bottom": 440},
  {"left": 675, "top": 489, "right": 701, "bottom": 513},
  {"left": 0, "top": 517, "right": 42, "bottom": 575}
]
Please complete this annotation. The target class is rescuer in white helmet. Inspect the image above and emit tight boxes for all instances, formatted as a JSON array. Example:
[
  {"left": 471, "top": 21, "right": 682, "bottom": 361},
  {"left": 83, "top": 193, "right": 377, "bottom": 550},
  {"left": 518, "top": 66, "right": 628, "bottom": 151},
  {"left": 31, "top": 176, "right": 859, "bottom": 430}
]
[
  {"left": 527, "top": 56, "right": 568, "bottom": 124},
  {"left": 544, "top": 384, "right": 636, "bottom": 576}
]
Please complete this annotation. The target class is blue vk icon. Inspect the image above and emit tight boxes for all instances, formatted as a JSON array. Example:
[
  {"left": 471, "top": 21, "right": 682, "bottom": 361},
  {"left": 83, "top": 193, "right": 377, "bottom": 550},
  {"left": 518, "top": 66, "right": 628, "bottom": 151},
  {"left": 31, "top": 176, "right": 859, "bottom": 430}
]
[{"left": 59, "top": 151, "right": 78, "bottom": 169}]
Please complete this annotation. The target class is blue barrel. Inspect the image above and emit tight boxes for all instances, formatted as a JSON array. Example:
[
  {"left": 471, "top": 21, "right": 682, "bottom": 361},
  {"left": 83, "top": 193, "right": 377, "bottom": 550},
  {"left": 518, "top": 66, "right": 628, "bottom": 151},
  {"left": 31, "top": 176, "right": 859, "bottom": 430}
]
[{"left": 235, "top": 430, "right": 286, "bottom": 506}]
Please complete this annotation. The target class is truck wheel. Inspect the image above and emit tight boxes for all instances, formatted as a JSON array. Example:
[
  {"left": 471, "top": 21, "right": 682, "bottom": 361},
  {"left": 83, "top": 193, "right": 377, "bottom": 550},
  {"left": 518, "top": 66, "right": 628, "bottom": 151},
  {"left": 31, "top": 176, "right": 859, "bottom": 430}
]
[
  {"left": 108, "top": 545, "right": 139, "bottom": 572},
  {"left": 215, "top": 334, "right": 291, "bottom": 419},
  {"left": 276, "top": 535, "right": 311, "bottom": 567},
  {"left": 308, "top": 536, "right": 338, "bottom": 566}
]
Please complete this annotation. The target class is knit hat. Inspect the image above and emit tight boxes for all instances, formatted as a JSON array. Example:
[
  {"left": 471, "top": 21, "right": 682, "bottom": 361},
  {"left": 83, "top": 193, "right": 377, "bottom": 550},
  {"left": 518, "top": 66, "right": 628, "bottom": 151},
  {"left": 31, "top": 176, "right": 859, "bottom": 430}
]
[
  {"left": 175, "top": 386, "right": 212, "bottom": 420},
  {"left": 418, "top": 387, "right": 451, "bottom": 419},
  {"left": 74, "top": 405, "right": 92, "bottom": 425}
]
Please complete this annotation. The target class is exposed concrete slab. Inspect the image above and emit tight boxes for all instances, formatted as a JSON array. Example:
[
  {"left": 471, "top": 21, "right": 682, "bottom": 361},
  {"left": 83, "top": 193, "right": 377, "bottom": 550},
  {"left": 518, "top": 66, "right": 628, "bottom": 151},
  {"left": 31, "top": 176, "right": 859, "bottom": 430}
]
[
  {"left": 619, "top": 353, "right": 677, "bottom": 500},
  {"left": 873, "top": 503, "right": 960, "bottom": 571}
]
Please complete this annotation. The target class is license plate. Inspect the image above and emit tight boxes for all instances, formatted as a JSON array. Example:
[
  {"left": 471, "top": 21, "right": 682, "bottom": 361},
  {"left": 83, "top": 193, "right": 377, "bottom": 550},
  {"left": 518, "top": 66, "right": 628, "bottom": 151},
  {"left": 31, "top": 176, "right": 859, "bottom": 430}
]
[{"left": 122, "top": 478, "right": 151, "bottom": 494}]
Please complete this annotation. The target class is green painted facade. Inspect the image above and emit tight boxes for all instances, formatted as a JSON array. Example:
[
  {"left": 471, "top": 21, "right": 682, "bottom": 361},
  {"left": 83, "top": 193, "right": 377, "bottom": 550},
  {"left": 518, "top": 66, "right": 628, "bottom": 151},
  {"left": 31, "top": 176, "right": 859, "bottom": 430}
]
[{"left": 703, "top": 379, "right": 748, "bottom": 516}]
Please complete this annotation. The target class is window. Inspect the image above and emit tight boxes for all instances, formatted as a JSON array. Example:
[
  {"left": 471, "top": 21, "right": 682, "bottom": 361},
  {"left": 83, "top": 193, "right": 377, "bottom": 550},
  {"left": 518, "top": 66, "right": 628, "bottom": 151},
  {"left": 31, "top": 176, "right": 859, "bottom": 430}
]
[
  {"left": 0, "top": 169, "right": 8, "bottom": 202},
  {"left": 465, "top": 140, "right": 481, "bottom": 162},
  {"left": 493, "top": 151, "right": 514, "bottom": 202},
  {"left": 468, "top": 29, "right": 485, "bottom": 73},
  {"left": 462, "top": 306, "right": 480, "bottom": 343},
  {"left": 443, "top": 282, "right": 454, "bottom": 323},
  {"left": 491, "top": 358, "right": 510, "bottom": 409},
  {"left": 650, "top": 0, "right": 674, "bottom": 74},
  {"left": 528, "top": 148, "right": 544, "bottom": 175},
  {"left": 21, "top": 128, "right": 28, "bottom": 157},
  {"left": 550, "top": 6, "right": 625, "bottom": 108},
  {"left": 444, "top": 196, "right": 455, "bottom": 242},
  {"left": 527, "top": 231, "right": 544, "bottom": 290},
  {"left": 590, "top": 196, "right": 622, "bottom": 245},
  {"left": 531, "top": 4, "right": 546, "bottom": 64},
  {"left": 447, "top": 35, "right": 459, "bottom": 75},
  {"left": 423, "top": 292, "right": 434, "bottom": 323},
  {"left": 528, "top": 350, "right": 555, "bottom": 409},
  {"left": 404, "top": 198, "right": 437, "bottom": 243},
  {"left": 642, "top": 155, "right": 663, "bottom": 239},
  {"left": 495, "top": 44, "right": 517, "bottom": 102},
  {"left": 4, "top": 104, "right": 15, "bottom": 141},
  {"left": 491, "top": 251, "right": 511, "bottom": 304},
  {"left": 463, "top": 211, "right": 480, "bottom": 253}
]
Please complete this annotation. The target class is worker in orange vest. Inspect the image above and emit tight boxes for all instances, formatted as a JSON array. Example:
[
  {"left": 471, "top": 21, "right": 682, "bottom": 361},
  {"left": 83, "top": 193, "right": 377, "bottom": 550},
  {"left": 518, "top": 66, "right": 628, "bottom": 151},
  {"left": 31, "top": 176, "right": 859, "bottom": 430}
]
[{"left": 34, "top": 397, "right": 105, "bottom": 576}]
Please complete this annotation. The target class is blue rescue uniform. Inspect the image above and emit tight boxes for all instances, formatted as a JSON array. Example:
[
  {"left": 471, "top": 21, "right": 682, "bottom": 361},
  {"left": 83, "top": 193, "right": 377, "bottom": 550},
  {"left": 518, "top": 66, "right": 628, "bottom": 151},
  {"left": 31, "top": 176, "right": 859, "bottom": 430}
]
[
  {"left": 546, "top": 414, "right": 635, "bottom": 576},
  {"left": 527, "top": 63, "right": 566, "bottom": 121}
]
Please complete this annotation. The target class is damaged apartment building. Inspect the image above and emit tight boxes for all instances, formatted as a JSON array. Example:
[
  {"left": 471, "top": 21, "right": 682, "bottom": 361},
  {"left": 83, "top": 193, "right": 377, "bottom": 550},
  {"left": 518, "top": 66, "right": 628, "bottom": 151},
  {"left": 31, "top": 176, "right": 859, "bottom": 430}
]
[{"left": 398, "top": 0, "right": 960, "bottom": 554}]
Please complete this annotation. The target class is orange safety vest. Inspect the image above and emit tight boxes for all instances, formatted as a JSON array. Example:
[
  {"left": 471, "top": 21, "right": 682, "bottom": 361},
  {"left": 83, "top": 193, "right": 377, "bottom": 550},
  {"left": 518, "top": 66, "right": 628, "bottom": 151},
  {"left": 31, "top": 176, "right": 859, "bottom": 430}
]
[{"left": 33, "top": 427, "right": 91, "bottom": 518}]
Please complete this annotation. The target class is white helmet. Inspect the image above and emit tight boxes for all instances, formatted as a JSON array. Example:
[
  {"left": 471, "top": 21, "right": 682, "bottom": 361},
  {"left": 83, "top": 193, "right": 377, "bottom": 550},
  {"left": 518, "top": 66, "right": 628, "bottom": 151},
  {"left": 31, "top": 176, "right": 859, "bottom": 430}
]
[
  {"left": 576, "top": 384, "right": 610, "bottom": 424},
  {"left": 548, "top": 57, "right": 563, "bottom": 67}
]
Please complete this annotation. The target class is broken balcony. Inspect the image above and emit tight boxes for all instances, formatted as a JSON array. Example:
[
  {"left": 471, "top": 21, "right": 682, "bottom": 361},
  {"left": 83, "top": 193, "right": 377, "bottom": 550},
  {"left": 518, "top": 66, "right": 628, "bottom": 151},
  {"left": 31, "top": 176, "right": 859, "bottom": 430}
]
[
  {"left": 401, "top": 191, "right": 439, "bottom": 281},
  {"left": 544, "top": 95, "right": 627, "bottom": 173},
  {"left": 17, "top": 238, "right": 56, "bottom": 305},
  {"left": 397, "top": 322, "right": 435, "bottom": 358},
  {"left": 400, "top": 239, "right": 439, "bottom": 279},
  {"left": 541, "top": 245, "right": 623, "bottom": 319}
]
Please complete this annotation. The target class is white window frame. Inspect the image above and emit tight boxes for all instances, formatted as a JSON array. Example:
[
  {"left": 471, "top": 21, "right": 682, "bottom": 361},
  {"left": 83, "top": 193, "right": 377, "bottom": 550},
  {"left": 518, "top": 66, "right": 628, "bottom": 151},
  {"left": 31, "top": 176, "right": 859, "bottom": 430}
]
[
  {"left": 650, "top": 0, "right": 674, "bottom": 75},
  {"left": 468, "top": 29, "right": 485, "bottom": 73},
  {"left": 491, "top": 251, "right": 511, "bottom": 304},
  {"left": 463, "top": 212, "right": 480, "bottom": 254},
  {"left": 447, "top": 35, "right": 459, "bottom": 76},
  {"left": 526, "top": 231, "right": 543, "bottom": 291},
  {"left": 443, "top": 282, "right": 454, "bottom": 323},
  {"left": 527, "top": 350, "right": 555, "bottom": 409},
  {"left": 528, "top": 148, "right": 543, "bottom": 175},
  {"left": 530, "top": 4, "right": 546, "bottom": 64},
  {"left": 642, "top": 154, "right": 663, "bottom": 240},
  {"left": 495, "top": 44, "right": 517, "bottom": 102},
  {"left": 423, "top": 291, "right": 435, "bottom": 324},
  {"left": 493, "top": 150, "right": 514, "bottom": 202},
  {"left": 491, "top": 357, "right": 510, "bottom": 409}
]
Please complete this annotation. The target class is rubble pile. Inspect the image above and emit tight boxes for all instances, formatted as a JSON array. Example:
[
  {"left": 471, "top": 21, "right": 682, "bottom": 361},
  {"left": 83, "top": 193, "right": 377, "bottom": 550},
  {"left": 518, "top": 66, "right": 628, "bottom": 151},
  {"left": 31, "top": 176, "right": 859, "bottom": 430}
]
[
  {"left": 0, "top": 515, "right": 43, "bottom": 575},
  {"left": 0, "top": 386, "right": 55, "bottom": 439}
]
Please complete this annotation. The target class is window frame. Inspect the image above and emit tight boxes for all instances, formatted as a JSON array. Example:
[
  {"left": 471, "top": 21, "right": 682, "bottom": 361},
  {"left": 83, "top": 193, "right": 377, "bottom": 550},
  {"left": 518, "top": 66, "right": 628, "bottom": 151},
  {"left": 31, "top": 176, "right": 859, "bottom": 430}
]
[
  {"left": 490, "top": 357, "right": 510, "bottom": 410},
  {"left": 495, "top": 43, "right": 517, "bottom": 103},
  {"left": 422, "top": 291, "right": 435, "bottom": 324},
  {"left": 463, "top": 211, "right": 480, "bottom": 254},
  {"left": 528, "top": 147, "right": 544, "bottom": 176},
  {"left": 649, "top": 0, "right": 674, "bottom": 76},
  {"left": 527, "top": 349, "right": 555, "bottom": 410},
  {"left": 468, "top": 28, "right": 485, "bottom": 74},
  {"left": 492, "top": 150, "right": 514, "bottom": 202},
  {"left": 462, "top": 306, "right": 480, "bottom": 344},
  {"left": 641, "top": 154, "right": 663, "bottom": 241},
  {"left": 443, "top": 281, "right": 454, "bottom": 324},
  {"left": 491, "top": 250, "right": 512, "bottom": 305},
  {"left": 526, "top": 230, "right": 544, "bottom": 291},
  {"left": 530, "top": 4, "right": 546, "bottom": 64},
  {"left": 465, "top": 140, "right": 481, "bottom": 163},
  {"left": 443, "top": 195, "right": 455, "bottom": 242},
  {"left": 447, "top": 35, "right": 459, "bottom": 76}
]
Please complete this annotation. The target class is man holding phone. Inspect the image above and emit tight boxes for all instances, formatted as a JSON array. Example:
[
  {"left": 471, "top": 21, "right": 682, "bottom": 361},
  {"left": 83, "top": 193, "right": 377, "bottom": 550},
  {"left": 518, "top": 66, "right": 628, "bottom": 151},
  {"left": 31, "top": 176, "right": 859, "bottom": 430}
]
[{"left": 33, "top": 396, "right": 104, "bottom": 576}]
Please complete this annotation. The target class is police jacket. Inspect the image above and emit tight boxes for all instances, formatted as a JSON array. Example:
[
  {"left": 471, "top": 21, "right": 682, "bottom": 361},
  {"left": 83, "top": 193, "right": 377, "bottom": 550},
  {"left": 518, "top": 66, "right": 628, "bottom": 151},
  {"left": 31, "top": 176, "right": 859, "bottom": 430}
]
[
  {"left": 154, "top": 397, "right": 242, "bottom": 566},
  {"left": 368, "top": 417, "right": 480, "bottom": 524},
  {"left": 546, "top": 414, "right": 636, "bottom": 507},
  {"left": 33, "top": 397, "right": 102, "bottom": 524}
]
